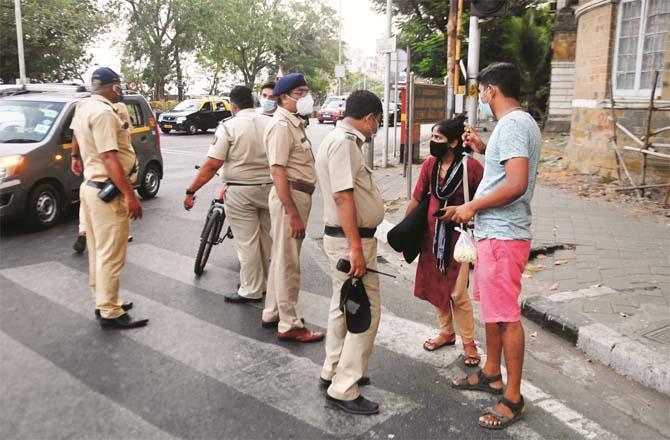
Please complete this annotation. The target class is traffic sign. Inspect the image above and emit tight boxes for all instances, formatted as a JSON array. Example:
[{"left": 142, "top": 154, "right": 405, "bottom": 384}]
[
  {"left": 335, "top": 64, "right": 345, "bottom": 78},
  {"left": 390, "top": 49, "right": 408, "bottom": 73},
  {"left": 376, "top": 37, "right": 396, "bottom": 54}
]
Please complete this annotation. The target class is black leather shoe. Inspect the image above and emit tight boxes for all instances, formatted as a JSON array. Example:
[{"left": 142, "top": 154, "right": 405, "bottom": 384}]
[
  {"left": 319, "top": 376, "right": 370, "bottom": 390},
  {"left": 95, "top": 302, "right": 133, "bottom": 319},
  {"left": 99, "top": 313, "right": 148, "bottom": 329},
  {"left": 325, "top": 394, "right": 379, "bottom": 415},
  {"left": 73, "top": 235, "right": 86, "bottom": 254},
  {"left": 224, "top": 293, "right": 263, "bottom": 303}
]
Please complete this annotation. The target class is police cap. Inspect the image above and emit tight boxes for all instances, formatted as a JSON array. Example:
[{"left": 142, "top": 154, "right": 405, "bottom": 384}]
[
  {"left": 91, "top": 67, "right": 121, "bottom": 88},
  {"left": 273, "top": 73, "right": 307, "bottom": 97}
]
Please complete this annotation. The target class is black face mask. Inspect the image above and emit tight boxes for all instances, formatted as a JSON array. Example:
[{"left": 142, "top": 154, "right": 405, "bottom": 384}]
[{"left": 430, "top": 140, "right": 448, "bottom": 157}]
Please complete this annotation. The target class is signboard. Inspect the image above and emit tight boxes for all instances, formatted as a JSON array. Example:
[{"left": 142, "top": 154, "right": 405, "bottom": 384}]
[
  {"left": 412, "top": 83, "right": 447, "bottom": 124},
  {"left": 376, "top": 37, "right": 396, "bottom": 54},
  {"left": 390, "top": 49, "right": 408, "bottom": 73},
  {"left": 334, "top": 64, "right": 345, "bottom": 78}
]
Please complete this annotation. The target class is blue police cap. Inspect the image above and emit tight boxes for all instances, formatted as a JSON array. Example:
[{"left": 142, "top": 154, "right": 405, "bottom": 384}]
[
  {"left": 273, "top": 73, "right": 307, "bottom": 97},
  {"left": 91, "top": 67, "right": 121, "bottom": 87}
]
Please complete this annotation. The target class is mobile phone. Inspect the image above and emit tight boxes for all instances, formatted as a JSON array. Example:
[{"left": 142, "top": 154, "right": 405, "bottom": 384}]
[{"left": 432, "top": 209, "right": 445, "bottom": 218}]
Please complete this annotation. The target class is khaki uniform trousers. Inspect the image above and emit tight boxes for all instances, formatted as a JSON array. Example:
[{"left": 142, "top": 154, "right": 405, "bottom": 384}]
[
  {"left": 321, "top": 236, "right": 381, "bottom": 401},
  {"left": 224, "top": 184, "right": 272, "bottom": 299},
  {"left": 435, "top": 263, "right": 475, "bottom": 342},
  {"left": 262, "top": 186, "right": 312, "bottom": 332},
  {"left": 79, "top": 183, "right": 129, "bottom": 319}
]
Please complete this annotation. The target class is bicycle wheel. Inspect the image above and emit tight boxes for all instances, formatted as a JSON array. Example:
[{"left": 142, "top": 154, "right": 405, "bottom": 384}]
[{"left": 194, "top": 209, "right": 221, "bottom": 276}]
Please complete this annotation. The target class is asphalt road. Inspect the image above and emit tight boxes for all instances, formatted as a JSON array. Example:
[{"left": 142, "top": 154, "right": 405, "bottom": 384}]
[{"left": 1, "top": 120, "right": 668, "bottom": 440}]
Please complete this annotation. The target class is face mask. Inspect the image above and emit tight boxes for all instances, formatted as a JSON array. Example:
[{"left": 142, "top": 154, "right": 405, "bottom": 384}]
[
  {"left": 112, "top": 85, "right": 124, "bottom": 103},
  {"left": 367, "top": 116, "right": 379, "bottom": 141},
  {"left": 478, "top": 87, "right": 493, "bottom": 119},
  {"left": 260, "top": 98, "right": 277, "bottom": 113},
  {"left": 290, "top": 93, "right": 314, "bottom": 116},
  {"left": 430, "top": 140, "right": 449, "bottom": 157}
]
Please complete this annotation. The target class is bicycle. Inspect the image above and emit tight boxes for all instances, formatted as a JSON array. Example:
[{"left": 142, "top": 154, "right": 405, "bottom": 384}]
[{"left": 193, "top": 165, "right": 234, "bottom": 276}]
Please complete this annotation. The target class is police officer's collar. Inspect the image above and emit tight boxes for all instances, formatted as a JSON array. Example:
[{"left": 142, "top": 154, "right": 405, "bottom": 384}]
[
  {"left": 337, "top": 120, "right": 366, "bottom": 145},
  {"left": 275, "top": 106, "right": 303, "bottom": 127},
  {"left": 91, "top": 94, "right": 114, "bottom": 105}
]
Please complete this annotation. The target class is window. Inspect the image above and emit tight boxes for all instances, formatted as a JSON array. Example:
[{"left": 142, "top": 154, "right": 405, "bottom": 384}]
[
  {"left": 614, "top": 0, "right": 670, "bottom": 96},
  {"left": 126, "top": 103, "right": 144, "bottom": 128},
  {"left": 201, "top": 102, "right": 212, "bottom": 112}
]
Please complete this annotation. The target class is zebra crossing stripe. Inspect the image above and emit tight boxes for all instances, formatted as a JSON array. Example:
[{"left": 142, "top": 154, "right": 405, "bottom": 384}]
[
  {"left": 0, "top": 331, "right": 176, "bottom": 440},
  {"left": 0, "top": 262, "right": 420, "bottom": 439}
]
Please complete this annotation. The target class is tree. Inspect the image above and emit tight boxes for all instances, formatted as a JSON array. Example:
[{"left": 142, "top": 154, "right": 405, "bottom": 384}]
[{"left": 0, "top": 0, "right": 106, "bottom": 83}]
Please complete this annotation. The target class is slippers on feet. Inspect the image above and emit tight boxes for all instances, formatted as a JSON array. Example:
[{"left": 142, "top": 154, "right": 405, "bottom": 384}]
[
  {"left": 451, "top": 369, "right": 504, "bottom": 394},
  {"left": 479, "top": 396, "right": 526, "bottom": 430},
  {"left": 423, "top": 332, "right": 456, "bottom": 351}
]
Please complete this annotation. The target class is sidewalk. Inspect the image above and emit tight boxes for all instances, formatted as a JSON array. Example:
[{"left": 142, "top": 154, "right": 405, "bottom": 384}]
[{"left": 370, "top": 138, "right": 670, "bottom": 396}]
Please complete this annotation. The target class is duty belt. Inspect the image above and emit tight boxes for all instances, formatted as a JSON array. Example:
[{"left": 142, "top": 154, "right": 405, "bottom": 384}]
[
  {"left": 226, "top": 182, "right": 272, "bottom": 187},
  {"left": 289, "top": 181, "right": 315, "bottom": 195},
  {"left": 86, "top": 180, "right": 106, "bottom": 189},
  {"left": 324, "top": 226, "right": 377, "bottom": 239}
]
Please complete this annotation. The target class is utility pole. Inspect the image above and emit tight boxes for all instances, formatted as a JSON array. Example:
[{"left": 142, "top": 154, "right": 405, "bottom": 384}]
[
  {"left": 338, "top": 0, "right": 342, "bottom": 96},
  {"left": 455, "top": 0, "right": 464, "bottom": 113},
  {"left": 14, "top": 0, "right": 27, "bottom": 84},
  {"left": 465, "top": 16, "right": 481, "bottom": 127},
  {"left": 446, "top": 0, "right": 457, "bottom": 118},
  {"left": 381, "top": 0, "right": 392, "bottom": 168}
]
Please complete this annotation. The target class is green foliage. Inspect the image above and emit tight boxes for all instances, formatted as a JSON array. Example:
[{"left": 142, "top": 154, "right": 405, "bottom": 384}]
[
  {"left": 0, "top": 0, "right": 106, "bottom": 83},
  {"left": 340, "top": 72, "right": 384, "bottom": 97}
]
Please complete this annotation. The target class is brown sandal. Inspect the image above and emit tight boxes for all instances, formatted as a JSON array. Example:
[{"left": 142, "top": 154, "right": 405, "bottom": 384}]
[
  {"left": 463, "top": 340, "right": 481, "bottom": 367},
  {"left": 423, "top": 332, "right": 456, "bottom": 351}
]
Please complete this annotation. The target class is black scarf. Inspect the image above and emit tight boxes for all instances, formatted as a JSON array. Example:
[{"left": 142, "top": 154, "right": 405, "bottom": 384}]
[{"left": 431, "top": 156, "right": 464, "bottom": 273}]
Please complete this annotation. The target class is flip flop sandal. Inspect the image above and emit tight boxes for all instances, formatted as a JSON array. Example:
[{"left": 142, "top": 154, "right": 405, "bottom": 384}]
[
  {"left": 423, "top": 332, "right": 456, "bottom": 351},
  {"left": 479, "top": 395, "right": 526, "bottom": 430},
  {"left": 462, "top": 340, "right": 481, "bottom": 367},
  {"left": 451, "top": 369, "right": 504, "bottom": 394}
]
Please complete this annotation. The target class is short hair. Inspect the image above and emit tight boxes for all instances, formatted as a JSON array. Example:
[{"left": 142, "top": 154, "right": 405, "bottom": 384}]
[
  {"left": 343, "top": 90, "right": 383, "bottom": 119},
  {"left": 432, "top": 114, "right": 467, "bottom": 148},
  {"left": 478, "top": 62, "right": 521, "bottom": 100},
  {"left": 229, "top": 85, "right": 254, "bottom": 109},
  {"left": 260, "top": 81, "right": 276, "bottom": 92}
]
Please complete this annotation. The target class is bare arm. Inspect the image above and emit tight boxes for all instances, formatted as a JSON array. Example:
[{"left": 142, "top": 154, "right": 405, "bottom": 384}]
[
  {"left": 271, "top": 164, "right": 304, "bottom": 239},
  {"left": 187, "top": 157, "right": 224, "bottom": 194},
  {"left": 333, "top": 190, "right": 366, "bottom": 277},
  {"left": 70, "top": 134, "right": 83, "bottom": 176},
  {"left": 405, "top": 198, "right": 420, "bottom": 216},
  {"left": 100, "top": 151, "right": 142, "bottom": 219}
]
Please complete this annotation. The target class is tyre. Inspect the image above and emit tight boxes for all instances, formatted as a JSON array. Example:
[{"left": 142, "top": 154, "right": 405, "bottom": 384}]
[
  {"left": 137, "top": 163, "right": 161, "bottom": 199},
  {"left": 194, "top": 209, "right": 222, "bottom": 276},
  {"left": 161, "top": 128, "right": 171, "bottom": 134},
  {"left": 187, "top": 123, "right": 198, "bottom": 135},
  {"left": 27, "top": 182, "right": 62, "bottom": 230},
  {"left": 318, "top": 119, "right": 323, "bottom": 124}
]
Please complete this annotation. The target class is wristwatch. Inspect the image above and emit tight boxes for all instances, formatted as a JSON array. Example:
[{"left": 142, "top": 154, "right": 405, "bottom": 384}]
[
  {"left": 185, "top": 189, "right": 195, "bottom": 195},
  {"left": 71, "top": 154, "right": 80, "bottom": 159}
]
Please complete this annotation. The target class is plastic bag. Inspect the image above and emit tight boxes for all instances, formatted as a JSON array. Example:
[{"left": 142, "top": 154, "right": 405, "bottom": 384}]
[{"left": 453, "top": 226, "right": 477, "bottom": 263}]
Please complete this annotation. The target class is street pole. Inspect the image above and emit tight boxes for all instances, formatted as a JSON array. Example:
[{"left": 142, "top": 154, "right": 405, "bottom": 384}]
[
  {"left": 455, "top": 0, "right": 464, "bottom": 113},
  {"left": 446, "top": 0, "right": 457, "bottom": 119},
  {"left": 381, "top": 0, "right": 392, "bottom": 168},
  {"left": 406, "top": 72, "right": 414, "bottom": 200},
  {"left": 338, "top": 0, "right": 342, "bottom": 96},
  {"left": 393, "top": 54, "right": 399, "bottom": 158},
  {"left": 14, "top": 0, "right": 26, "bottom": 85},
  {"left": 465, "top": 16, "right": 481, "bottom": 127}
]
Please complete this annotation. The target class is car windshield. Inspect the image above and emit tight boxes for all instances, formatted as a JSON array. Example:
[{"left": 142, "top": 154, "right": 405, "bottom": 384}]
[
  {"left": 172, "top": 100, "right": 200, "bottom": 112},
  {"left": 0, "top": 100, "right": 65, "bottom": 143},
  {"left": 325, "top": 101, "right": 341, "bottom": 109}
]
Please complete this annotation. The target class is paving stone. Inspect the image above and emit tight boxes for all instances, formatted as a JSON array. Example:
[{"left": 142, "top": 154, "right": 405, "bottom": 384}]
[{"left": 583, "top": 300, "right": 613, "bottom": 314}]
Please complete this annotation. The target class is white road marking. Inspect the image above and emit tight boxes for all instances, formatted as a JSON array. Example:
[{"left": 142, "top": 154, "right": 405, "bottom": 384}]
[{"left": 1, "top": 262, "right": 419, "bottom": 439}]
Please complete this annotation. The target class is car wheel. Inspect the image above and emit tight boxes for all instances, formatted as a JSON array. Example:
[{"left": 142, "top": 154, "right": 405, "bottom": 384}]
[
  {"left": 27, "top": 182, "right": 62, "bottom": 229},
  {"left": 318, "top": 119, "right": 323, "bottom": 124},
  {"left": 161, "top": 128, "right": 171, "bottom": 134},
  {"left": 137, "top": 163, "right": 161, "bottom": 199},
  {"left": 187, "top": 124, "right": 198, "bottom": 135}
]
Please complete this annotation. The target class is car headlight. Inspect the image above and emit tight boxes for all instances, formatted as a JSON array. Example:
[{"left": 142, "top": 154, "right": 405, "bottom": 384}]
[
  {"left": 0, "top": 155, "right": 24, "bottom": 180},
  {"left": 176, "top": 117, "right": 186, "bottom": 123}
]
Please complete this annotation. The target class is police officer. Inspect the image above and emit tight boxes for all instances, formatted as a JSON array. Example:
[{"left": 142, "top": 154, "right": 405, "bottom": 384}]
[
  {"left": 184, "top": 86, "right": 272, "bottom": 302},
  {"left": 315, "top": 90, "right": 384, "bottom": 414},
  {"left": 70, "top": 67, "right": 147, "bottom": 329},
  {"left": 261, "top": 73, "right": 324, "bottom": 342}
]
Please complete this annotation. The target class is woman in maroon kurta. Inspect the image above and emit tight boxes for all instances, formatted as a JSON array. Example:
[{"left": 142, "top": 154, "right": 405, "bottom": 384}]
[{"left": 404, "top": 116, "right": 484, "bottom": 365}]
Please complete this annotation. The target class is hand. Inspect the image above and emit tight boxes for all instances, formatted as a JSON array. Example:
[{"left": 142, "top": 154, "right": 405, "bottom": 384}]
[
  {"left": 462, "top": 126, "right": 486, "bottom": 154},
  {"left": 71, "top": 158, "right": 83, "bottom": 176},
  {"left": 439, "top": 202, "right": 476, "bottom": 224},
  {"left": 289, "top": 213, "right": 306, "bottom": 239},
  {"left": 348, "top": 246, "right": 367, "bottom": 278},
  {"left": 184, "top": 194, "right": 196, "bottom": 211},
  {"left": 125, "top": 193, "right": 143, "bottom": 220}
]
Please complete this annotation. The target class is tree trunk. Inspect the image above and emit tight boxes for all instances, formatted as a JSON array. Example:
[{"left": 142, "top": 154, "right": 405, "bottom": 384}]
[{"left": 175, "top": 45, "right": 184, "bottom": 100}]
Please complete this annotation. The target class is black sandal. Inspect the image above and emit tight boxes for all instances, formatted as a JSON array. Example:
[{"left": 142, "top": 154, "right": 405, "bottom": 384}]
[
  {"left": 451, "top": 369, "right": 503, "bottom": 394},
  {"left": 479, "top": 395, "right": 526, "bottom": 430}
]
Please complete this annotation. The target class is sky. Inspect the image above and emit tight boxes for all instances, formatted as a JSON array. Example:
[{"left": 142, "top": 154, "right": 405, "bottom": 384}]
[{"left": 85, "top": 0, "right": 390, "bottom": 92}]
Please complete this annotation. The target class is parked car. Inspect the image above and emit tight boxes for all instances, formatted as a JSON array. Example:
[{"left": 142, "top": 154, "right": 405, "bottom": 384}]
[
  {"left": 322, "top": 95, "right": 348, "bottom": 108},
  {"left": 157, "top": 97, "right": 231, "bottom": 135},
  {"left": 381, "top": 101, "right": 401, "bottom": 127},
  {"left": 0, "top": 83, "right": 163, "bottom": 229},
  {"left": 317, "top": 100, "right": 345, "bottom": 124}
]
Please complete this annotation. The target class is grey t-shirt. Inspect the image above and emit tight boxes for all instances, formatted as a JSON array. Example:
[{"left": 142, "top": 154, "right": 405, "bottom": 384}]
[{"left": 474, "top": 110, "right": 541, "bottom": 241}]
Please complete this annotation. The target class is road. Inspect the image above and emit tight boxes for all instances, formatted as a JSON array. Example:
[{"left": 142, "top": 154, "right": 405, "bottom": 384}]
[{"left": 1, "top": 120, "right": 668, "bottom": 440}]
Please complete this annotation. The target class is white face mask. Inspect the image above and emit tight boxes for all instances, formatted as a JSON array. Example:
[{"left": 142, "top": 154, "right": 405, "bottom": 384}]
[
  {"left": 260, "top": 97, "right": 277, "bottom": 113},
  {"left": 478, "top": 87, "right": 494, "bottom": 119},
  {"left": 291, "top": 93, "right": 314, "bottom": 116}
]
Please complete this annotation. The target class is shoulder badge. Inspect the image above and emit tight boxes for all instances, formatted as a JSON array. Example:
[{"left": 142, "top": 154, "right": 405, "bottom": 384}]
[{"left": 277, "top": 118, "right": 288, "bottom": 127}]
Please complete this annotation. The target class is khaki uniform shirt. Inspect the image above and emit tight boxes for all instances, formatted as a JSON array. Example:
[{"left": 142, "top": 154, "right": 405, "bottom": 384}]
[
  {"left": 315, "top": 121, "right": 385, "bottom": 228},
  {"left": 207, "top": 108, "right": 272, "bottom": 184},
  {"left": 264, "top": 106, "right": 316, "bottom": 185},
  {"left": 70, "top": 95, "right": 136, "bottom": 182}
]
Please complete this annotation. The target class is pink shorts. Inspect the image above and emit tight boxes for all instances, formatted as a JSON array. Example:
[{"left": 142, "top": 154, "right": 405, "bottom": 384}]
[{"left": 473, "top": 239, "right": 531, "bottom": 323}]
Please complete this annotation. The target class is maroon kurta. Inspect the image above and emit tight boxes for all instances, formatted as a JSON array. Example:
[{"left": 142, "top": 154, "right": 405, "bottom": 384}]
[{"left": 412, "top": 156, "right": 484, "bottom": 310}]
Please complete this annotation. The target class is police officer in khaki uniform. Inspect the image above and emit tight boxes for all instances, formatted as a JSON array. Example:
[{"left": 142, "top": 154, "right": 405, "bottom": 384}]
[
  {"left": 261, "top": 73, "right": 325, "bottom": 343},
  {"left": 315, "top": 90, "right": 384, "bottom": 415},
  {"left": 71, "top": 67, "right": 147, "bottom": 329},
  {"left": 184, "top": 86, "right": 272, "bottom": 302}
]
